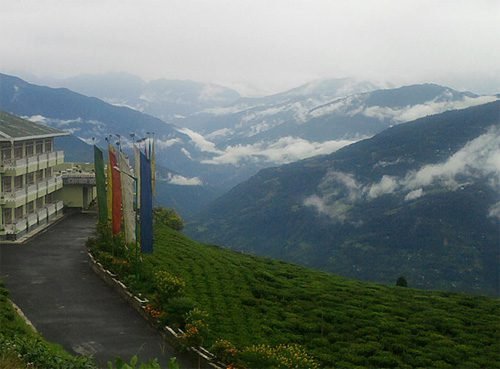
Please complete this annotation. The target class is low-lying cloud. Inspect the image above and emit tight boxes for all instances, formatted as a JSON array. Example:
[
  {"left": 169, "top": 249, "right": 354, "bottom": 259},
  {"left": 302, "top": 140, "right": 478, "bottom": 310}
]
[
  {"left": 363, "top": 95, "right": 498, "bottom": 123},
  {"left": 163, "top": 173, "right": 202, "bottom": 186},
  {"left": 368, "top": 126, "right": 500, "bottom": 197},
  {"left": 177, "top": 127, "right": 221, "bottom": 153},
  {"left": 305, "top": 126, "right": 500, "bottom": 220},
  {"left": 202, "top": 136, "right": 358, "bottom": 165}
]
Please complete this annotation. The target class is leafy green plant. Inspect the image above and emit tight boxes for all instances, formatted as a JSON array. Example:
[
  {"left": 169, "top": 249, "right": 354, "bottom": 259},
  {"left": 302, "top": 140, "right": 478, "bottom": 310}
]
[
  {"left": 107, "top": 356, "right": 181, "bottom": 369},
  {"left": 179, "top": 308, "right": 209, "bottom": 347},
  {"left": 154, "top": 270, "right": 186, "bottom": 305},
  {"left": 154, "top": 207, "right": 184, "bottom": 231},
  {"left": 240, "top": 344, "right": 320, "bottom": 369},
  {"left": 396, "top": 276, "right": 408, "bottom": 287}
]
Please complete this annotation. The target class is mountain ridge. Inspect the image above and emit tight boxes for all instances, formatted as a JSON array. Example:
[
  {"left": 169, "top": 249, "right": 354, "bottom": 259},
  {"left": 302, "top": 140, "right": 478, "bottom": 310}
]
[{"left": 187, "top": 101, "right": 500, "bottom": 295}]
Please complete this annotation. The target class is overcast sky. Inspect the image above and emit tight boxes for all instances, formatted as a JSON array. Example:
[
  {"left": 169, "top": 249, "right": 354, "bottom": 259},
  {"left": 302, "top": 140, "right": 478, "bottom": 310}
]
[{"left": 1, "top": 0, "right": 499, "bottom": 95}]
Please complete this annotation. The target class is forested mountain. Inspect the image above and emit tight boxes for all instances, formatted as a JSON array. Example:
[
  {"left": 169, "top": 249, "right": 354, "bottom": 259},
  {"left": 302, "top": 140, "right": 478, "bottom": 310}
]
[{"left": 187, "top": 101, "right": 500, "bottom": 295}]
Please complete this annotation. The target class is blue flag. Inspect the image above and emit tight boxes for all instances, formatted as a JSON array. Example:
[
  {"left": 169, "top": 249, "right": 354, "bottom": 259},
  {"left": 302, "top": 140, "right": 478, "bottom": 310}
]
[{"left": 140, "top": 151, "right": 153, "bottom": 253}]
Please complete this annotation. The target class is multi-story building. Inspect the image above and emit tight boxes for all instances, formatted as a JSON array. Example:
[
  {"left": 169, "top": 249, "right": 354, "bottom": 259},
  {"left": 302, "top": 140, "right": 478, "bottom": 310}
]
[{"left": 0, "top": 111, "right": 67, "bottom": 240}]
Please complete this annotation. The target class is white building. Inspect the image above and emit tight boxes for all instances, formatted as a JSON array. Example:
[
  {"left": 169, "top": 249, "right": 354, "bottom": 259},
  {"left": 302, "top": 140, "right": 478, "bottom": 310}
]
[{"left": 0, "top": 111, "right": 66, "bottom": 240}]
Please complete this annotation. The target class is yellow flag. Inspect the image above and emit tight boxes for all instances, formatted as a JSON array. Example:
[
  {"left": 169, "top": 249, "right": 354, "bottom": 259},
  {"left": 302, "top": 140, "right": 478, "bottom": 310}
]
[{"left": 106, "top": 145, "right": 113, "bottom": 222}]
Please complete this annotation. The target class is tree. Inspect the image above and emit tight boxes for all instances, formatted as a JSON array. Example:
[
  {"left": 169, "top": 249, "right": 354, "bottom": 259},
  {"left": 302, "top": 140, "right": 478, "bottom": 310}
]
[
  {"left": 396, "top": 276, "right": 408, "bottom": 287},
  {"left": 153, "top": 207, "right": 184, "bottom": 231}
]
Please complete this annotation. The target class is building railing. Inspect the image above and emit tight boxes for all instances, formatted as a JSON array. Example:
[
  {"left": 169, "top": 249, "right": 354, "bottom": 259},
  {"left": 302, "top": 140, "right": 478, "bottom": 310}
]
[
  {"left": 56, "top": 200, "right": 64, "bottom": 211},
  {"left": 1, "top": 151, "right": 64, "bottom": 172},
  {"left": 2, "top": 201, "right": 65, "bottom": 236},
  {"left": 47, "top": 203, "right": 56, "bottom": 217},
  {"left": 27, "top": 213, "right": 38, "bottom": 227},
  {"left": 27, "top": 183, "right": 38, "bottom": 195},
  {"left": 1, "top": 175, "right": 63, "bottom": 206}
]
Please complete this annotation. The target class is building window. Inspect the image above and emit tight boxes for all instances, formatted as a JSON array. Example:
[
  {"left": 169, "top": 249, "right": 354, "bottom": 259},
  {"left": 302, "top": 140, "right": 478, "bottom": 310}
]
[
  {"left": 36, "top": 141, "right": 43, "bottom": 154},
  {"left": 46, "top": 193, "right": 53, "bottom": 203},
  {"left": 27, "top": 201, "right": 34, "bottom": 213},
  {"left": 46, "top": 168, "right": 53, "bottom": 178},
  {"left": 45, "top": 139, "right": 52, "bottom": 152},
  {"left": 15, "top": 206, "right": 23, "bottom": 220},
  {"left": 36, "top": 197, "right": 44, "bottom": 208},
  {"left": 2, "top": 177, "right": 12, "bottom": 192},
  {"left": 14, "top": 144, "right": 23, "bottom": 159},
  {"left": 14, "top": 175, "right": 23, "bottom": 190},
  {"left": 37, "top": 169, "right": 44, "bottom": 181},
  {"left": 27, "top": 172, "right": 35, "bottom": 185},
  {"left": 1, "top": 143, "right": 11, "bottom": 161},
  {"left": 25, "top": 142, "right": 34, "bottom": 156},
  {"left": 3, "top": 208, "right": 12, "bottom": 224}
]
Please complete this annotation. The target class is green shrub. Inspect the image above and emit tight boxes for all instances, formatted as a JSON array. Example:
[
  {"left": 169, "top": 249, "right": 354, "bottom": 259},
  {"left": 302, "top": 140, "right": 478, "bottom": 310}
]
[
  {"left": 154, "top": 271, "right": 185, "bottom": 305},
  {"left": 154, "top": 208, "right": 184, "bottom": 231},
  {"left": 162, "top": 297, "right": 196, "bottom": 327},
  {"left": 240, "top": 343, "right": 320, "bottom": 369},
  {"left": 179, "top": 308, "right": 209, "bottom": 347},
  {"left": 396, "top": 276, "right": 408, "bottom": 287},
  {"left": 0, "top": 334, "right": 97, "bottom": 369},
  {"left": 211, "top": 339, "right": 240, "bottom": 366}
]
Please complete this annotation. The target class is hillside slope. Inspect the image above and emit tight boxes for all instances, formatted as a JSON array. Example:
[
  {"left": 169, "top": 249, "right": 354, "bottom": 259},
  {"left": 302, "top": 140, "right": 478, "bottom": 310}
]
[
  {"left": 188, "top": 101, "right": 500, "bottom": 295},
  {"left": 93, "top": 222, "right": 500, "bottom": 369}
]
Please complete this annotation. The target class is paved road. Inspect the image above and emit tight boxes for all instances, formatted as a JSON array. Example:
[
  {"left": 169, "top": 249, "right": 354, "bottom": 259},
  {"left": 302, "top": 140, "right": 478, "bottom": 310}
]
[{"left": 0, "top": 213, "right": 198, "bottom": 368}]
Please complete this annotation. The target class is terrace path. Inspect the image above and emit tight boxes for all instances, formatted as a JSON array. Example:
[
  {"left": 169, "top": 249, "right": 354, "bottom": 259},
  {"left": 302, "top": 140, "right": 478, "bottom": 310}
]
[{"left": 0, "top": 212, "right": 198, "bottom": 368}]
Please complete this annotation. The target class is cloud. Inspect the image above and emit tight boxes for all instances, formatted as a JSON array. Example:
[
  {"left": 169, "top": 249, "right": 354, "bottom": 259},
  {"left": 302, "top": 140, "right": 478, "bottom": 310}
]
[
  {"left": 165, "top": 173, "right": 202, "bottom": 186},
  {"left": 202, "top": 136, "right": 358, "bottom": 165},
  {"left": 303, "top": 195, "right": 350, "bottom": 223},
  {"left": 488, "top": 202, "right": 500, "bottom": 220},
  {"left": 363, "top": 95, "right": 498, "bottom": 123},
  {"left": 303, "top": 170, "right": 364, "bottom": 222},
  {"left": 367, "top": 126, "right": 500, "bottom": 197},
  {"left": 205, "top": 128, "right": 233, "bottom": 140},
  {"left": 180, "top": 148, "right": 192, "bottom": 159},
  {"left": 318, "top": 171, "right": 363, "bottom": 202},
  {"left": 26, "top": 115, "right": 47, "bottom": 123},
  {"left": 177, "top": 127, "right": 221, "bottom": 154},
  {"left": 367, "top": 175, "right": 398, "bottom": 199},
  {"left": 306, "top": 127, "right": 500, "bottom": 220},
  {"left": 155, "top": 137, "right": 182, "bottom": 150},
  {"left": 404, "top": 188, "right": 424, "bottom": 201}
]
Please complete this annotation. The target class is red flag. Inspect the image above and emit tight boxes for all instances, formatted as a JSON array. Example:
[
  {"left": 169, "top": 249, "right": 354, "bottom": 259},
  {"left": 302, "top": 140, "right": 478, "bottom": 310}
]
[{"left": 109, "top": 145, "right": 122, "bottom": 235}]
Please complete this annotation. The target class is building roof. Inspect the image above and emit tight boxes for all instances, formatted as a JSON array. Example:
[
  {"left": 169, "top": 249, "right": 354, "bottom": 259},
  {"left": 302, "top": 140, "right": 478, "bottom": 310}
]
[{"left": 0, "top": 111, "right": 68, "bottom": 141}]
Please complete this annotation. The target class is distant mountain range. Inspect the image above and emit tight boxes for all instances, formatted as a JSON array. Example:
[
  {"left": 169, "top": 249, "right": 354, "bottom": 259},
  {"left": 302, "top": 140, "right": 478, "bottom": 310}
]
[
  {"left": 2, "top": 72, "right": 498, "bottom": 218},
  {"left": 187, "top": 101, "right": 500, "bottom": 295},
  {"left": 37, "top": 72, "right": 241, "bottom": 121}
]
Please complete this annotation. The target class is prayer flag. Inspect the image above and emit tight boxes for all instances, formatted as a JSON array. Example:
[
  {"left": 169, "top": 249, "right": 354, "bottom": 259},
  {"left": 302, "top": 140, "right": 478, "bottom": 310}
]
[
  {"left": 119, "top": 152, "right": 136, "bottom": 244},
  {"left": 140, "top": 151, "right": 153, "bottom": 253},
  {"left": 94, "top": 145, "right": 108, "bottom": 224},
  {"left": 109, "top": 145, "right": 122, "bottom": 235}
]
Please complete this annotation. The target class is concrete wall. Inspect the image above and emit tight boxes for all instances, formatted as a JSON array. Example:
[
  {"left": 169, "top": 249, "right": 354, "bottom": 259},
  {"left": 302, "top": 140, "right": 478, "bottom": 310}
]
[{"left": 56, "top": 185, "right": 96, "bottom": 209}]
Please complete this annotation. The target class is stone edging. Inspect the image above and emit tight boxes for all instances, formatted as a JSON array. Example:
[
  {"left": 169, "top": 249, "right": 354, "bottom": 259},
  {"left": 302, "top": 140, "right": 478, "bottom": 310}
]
[
  {"left": 9, "top": 299, "right": 38, "bottom": 333},
  {"left": 87, "top": 251, "right": 225, "bottom": 369}
]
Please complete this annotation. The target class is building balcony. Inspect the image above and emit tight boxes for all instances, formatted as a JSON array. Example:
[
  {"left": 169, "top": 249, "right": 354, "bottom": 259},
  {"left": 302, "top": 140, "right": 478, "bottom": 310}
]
[
  {"left": 1, "top": 175, "right": 63, "bottom": 208},
  {"left": 0, "top": 201, "right": 65, "bottom": 239},
  {"left": 27, "top": 213, "right": 38, "bottom": 227},
  {"left": 26, "top": 183, "right": 38, "bottom": 202},
  {"left": 1, "top": 151, "right": 64, "bottom": 175},
  {"left": 2, "top": 188, "right": 27, "bottom": 208},
  {"left": 37, "top": 207, "right": 48, "bottom": 224}
]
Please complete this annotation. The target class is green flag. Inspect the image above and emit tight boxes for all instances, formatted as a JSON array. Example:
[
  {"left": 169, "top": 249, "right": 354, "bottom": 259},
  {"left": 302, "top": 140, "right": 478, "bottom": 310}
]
[{"left": 94, "top": 145, "right": 108, "bottom": 224}]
